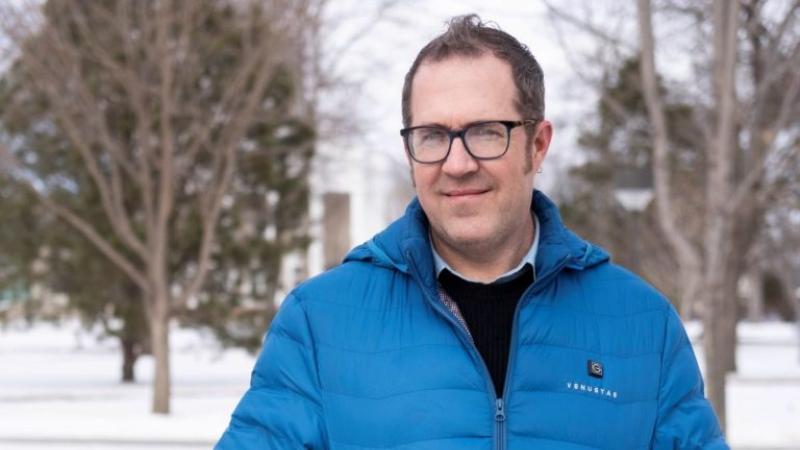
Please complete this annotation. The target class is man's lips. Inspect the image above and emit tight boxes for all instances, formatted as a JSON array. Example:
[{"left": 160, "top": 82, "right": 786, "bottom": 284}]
[{"left": 443, "top": 188, "right": 490, "bottom": 197}]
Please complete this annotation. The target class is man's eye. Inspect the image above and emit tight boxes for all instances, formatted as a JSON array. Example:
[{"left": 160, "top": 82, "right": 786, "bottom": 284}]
[
  {"left": 419, "top": 129, "right": 447, "bottom": 143},
  {"left": 472, "top": 125, "right": 504, "bottom": 138}
]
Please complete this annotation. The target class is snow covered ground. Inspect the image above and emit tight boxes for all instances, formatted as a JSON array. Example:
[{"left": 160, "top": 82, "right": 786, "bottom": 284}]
[{"left": 0, "top": 319, "right": 798, "bottom": 449}]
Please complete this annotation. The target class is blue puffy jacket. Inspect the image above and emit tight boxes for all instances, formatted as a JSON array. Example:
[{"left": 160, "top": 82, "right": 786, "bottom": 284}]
[{"left": 216, "top": 191, "right": 727, "bottom": 449}]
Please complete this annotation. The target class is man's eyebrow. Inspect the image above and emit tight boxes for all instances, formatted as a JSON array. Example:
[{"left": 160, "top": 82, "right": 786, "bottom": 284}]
[
  {"left": 414, "top": 119, "right": 496, "bottom": 129},
  {"left": 414, "top": 121, "right": 449, "bottom": 128}
]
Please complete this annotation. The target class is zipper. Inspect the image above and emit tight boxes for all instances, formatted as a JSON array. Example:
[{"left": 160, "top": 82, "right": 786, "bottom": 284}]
[
  {"left": 407, "top": 250, "right": 571, "bottom": 450},
  {"left": 498, "top": 255, "right": 571, "bottom": 449},
  {"left": 495, "top": 398, "right": 506, "bottom": 450}
]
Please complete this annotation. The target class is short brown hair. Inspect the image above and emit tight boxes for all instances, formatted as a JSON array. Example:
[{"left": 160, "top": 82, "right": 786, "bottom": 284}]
[{"left": 401, "top": 14, "right": 545, "bottom": 128}]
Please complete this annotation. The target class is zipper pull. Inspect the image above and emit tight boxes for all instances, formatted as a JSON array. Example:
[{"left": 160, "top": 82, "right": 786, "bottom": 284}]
[{"left": 495, "top": 398, "right": 506, "bottom": 422}]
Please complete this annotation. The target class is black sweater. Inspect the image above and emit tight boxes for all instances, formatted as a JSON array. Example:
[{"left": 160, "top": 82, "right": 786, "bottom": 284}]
[{"left": 438, "top": 265, "right": 534, "bottom": 396}]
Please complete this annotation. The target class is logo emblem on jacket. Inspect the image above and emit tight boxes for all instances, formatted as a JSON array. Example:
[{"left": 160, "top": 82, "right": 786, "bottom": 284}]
[
  {"left": 566, "top": 381, "right": 618, "bottom": 399},
  {"left": 565, "top": 360, "right": 617, "bottom": 399},
  {"left": 588, "top": 360, "right": 603, "bottom": 378}
]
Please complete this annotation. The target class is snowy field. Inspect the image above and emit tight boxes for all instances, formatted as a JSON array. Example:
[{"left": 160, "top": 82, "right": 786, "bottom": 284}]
[{"left": 0, "top": 319, "right": 798, "bottom": 450}]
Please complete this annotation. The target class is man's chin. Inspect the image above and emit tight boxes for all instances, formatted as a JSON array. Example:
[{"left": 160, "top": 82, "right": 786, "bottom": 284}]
[{"left": 435, "top": 225, "right": 492, "bottom": 250}]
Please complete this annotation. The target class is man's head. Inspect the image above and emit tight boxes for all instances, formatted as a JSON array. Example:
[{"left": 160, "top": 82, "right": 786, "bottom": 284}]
[
  {"left": 402, "top": 15, "right": 545, "bottom": 146},
  {"left": 401, "top": 15, "right": 553, "bottom": 265}
]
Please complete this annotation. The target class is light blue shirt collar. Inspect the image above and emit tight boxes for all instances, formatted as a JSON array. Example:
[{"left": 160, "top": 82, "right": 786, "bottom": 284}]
[{"left": 431, "top": 212, "right": 539, "bottom": 284}]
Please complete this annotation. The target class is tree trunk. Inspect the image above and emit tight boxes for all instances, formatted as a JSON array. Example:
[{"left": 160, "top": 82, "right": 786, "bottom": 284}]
[
  {"left": 744, "top": 267, "right": 764, "bottom": 321},
  {"left": 149, "top": 285, "right": 171, "bottom": 414},
  {"left": 702, "top": 302, "right": 731, "bottom": 432},
  {"left": 703, "top": 259, "right": 739, "bottom": 431},
  {"left": 679, "top": 265, "right": 704, "bottom": 319},
  {"left": 121, "top": 337, "right": 138, "bottom": 383},
  {"left": 121, "top": 281, "right": 147, "bottom": 383},
  {"left": 702, "top": 0, "right": 740, "bottom": 432},
  {"left": 719, "top": 293, "right": 738, "bottom": 376}
]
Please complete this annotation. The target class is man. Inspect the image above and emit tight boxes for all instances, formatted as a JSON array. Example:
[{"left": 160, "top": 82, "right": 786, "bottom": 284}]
[{"left": 217, "top": 15, "right": 728, "bottom": 449}]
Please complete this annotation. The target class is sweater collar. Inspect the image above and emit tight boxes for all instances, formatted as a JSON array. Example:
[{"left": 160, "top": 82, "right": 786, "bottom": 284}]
[{"left": 429, "top": 212, "right": 540, "bottom": 284}]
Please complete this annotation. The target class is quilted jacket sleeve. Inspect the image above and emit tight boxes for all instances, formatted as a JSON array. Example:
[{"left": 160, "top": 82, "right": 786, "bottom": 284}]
[
  {"left": 651, "top": 307, "right": 728, "bottom": 449},
  {"left": 216, "top": 293, "right": 328, "bottom": 449}
]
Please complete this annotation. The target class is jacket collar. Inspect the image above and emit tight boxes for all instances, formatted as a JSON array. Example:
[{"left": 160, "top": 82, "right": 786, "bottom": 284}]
[{"left": 344, "top": 190, "right": 609, "bottom": 285}]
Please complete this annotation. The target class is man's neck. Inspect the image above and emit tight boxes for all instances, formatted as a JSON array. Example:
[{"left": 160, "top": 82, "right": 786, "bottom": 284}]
[{"left": 430, "top": 216, "right": 535, "bottom": 284}]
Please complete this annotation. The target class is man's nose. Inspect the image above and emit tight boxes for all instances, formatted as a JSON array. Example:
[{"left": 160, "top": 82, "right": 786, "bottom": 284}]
[{"left": 441, "top": 136, "right": 479, "bottom": 176}]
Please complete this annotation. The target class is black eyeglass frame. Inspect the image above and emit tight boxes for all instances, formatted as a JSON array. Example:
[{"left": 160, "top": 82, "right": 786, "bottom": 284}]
[{"left": 399, "top": 119, "right": 540, "bottom": 164}]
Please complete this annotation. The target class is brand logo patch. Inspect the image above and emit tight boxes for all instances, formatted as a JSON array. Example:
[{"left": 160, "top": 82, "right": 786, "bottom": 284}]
[
  {"left": 588, "top": 360, "right": 603, "bottom": 378},
  {"left": 566, "top": 381, "right": 618, "bottom": 399}
]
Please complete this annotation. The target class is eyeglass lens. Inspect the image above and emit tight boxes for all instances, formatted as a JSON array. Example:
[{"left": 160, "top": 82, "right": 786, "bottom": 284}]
[{"left": 409, "top": 121, "right": 509, "bottom": 162}]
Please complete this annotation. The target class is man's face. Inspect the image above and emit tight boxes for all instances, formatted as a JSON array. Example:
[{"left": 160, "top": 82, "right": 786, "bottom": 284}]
[{"left": 407, "top": 54, "right": 551, "bottom": 253}]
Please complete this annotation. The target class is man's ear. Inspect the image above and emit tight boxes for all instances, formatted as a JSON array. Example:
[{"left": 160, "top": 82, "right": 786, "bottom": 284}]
[{"left": 531, "top": 120, "right": 553, "bottom": 173}]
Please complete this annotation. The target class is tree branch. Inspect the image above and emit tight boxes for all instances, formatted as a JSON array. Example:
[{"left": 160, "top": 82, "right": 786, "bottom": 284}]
[
  {"left": 729, "top": 52, "right": 800, "bottom": 213},
  {"left": 636, "top": 0, "right": 702, "bottom": 269},
  {"left": 0, "top": 147, "right": 148, "bottom": 292},
  {"left": 177, "top": 4, "right": 302, "bottom": 308},
  {"left": 19, "top": 37, "right": 149, "bottom": 261},
  {"left": 544, "top": 0, "right": 636, "bottom": 53}
]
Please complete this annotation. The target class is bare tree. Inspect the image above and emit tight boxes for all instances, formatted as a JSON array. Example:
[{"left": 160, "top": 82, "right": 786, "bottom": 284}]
[
  {"left": 637, "top": 0, "right": 800, "bottom": 430},
  {"left": 545, "top": 0, "right": 800, "bottom": 432},
  {"left": 0, "top": 0, "right": 315, "bottom": 414}
]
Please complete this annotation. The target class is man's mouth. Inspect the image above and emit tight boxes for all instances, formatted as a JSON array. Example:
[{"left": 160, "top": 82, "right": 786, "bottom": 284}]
[{"left": 444, "top": 188, "right": 490, "bottom": 197}]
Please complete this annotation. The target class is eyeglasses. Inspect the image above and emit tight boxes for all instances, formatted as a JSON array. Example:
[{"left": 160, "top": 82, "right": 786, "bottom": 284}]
[{"left": 400, "top": 119, "right": 539, "bottom": 164}]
